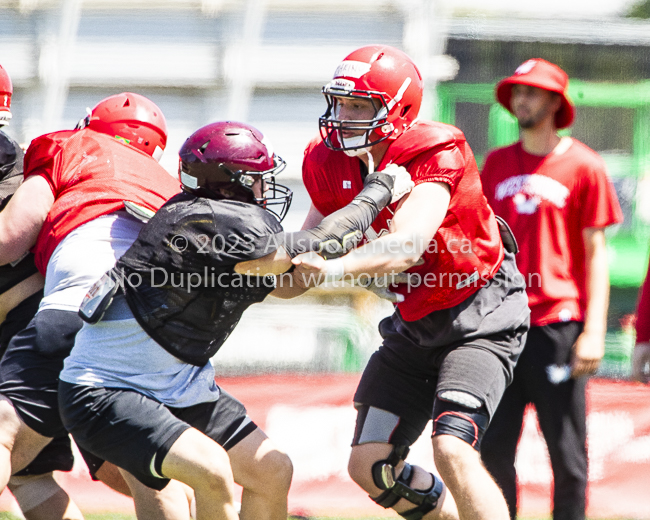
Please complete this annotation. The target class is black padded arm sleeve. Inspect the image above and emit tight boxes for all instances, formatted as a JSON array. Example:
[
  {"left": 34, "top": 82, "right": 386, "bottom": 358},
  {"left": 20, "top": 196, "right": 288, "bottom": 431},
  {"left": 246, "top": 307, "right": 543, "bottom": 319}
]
[{"left": 282, "top": 171, "right": 394, "bottom": 259}]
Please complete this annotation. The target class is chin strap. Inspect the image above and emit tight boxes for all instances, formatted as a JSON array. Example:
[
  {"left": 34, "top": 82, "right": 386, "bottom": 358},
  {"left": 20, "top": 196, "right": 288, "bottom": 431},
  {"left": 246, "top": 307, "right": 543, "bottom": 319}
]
[{"left": 366, "top": 149, "right": 375, "bottom": 175}]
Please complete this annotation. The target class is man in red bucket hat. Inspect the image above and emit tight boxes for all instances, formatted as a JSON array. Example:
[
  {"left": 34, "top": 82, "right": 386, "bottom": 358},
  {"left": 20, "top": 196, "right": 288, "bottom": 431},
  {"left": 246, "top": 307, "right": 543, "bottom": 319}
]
[{"left": 480, "top": 58, "right": 623, "bottom": 520}]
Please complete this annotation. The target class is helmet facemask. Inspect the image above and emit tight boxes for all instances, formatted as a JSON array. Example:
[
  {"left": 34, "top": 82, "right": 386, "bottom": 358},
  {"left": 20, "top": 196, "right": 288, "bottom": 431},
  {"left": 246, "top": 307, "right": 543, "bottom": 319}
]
[
  {"left": 319, "top": 83, "right": 391, "bottom": 157},
  {"left": 180, "top": 153, "right": 292, "bottom": 222}
]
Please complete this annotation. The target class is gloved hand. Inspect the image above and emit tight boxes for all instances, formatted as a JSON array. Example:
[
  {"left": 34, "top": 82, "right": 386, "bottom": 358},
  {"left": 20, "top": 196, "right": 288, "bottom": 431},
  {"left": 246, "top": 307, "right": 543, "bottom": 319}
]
[
  {"left": 359, "top": 272, "right": 410, "bottom": 303},
  {"left": 377, "top": 163, "right": 415, "bottom": 204},
  {"left": 632, "top": 342, "right": 650, "bottom": 383}
]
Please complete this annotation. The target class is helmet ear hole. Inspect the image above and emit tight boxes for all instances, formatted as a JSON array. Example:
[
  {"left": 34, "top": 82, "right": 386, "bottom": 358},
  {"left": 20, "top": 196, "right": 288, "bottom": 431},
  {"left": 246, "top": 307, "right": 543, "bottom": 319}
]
[{"left": 400, "top": 105, "right": 412, "bottom": 118}]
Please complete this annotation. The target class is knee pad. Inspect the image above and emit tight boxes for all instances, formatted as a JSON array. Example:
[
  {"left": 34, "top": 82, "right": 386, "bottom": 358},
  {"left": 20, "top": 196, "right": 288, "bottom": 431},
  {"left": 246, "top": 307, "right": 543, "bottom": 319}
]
[
  {"left": 370, "top": 445, "right": 443, "bottom": 520},
  {"left": 432, "top": 391, "right": 490, "bottom": 450},
  {"left": 8, "top": 473, "right": 62, "bottom": 512}
]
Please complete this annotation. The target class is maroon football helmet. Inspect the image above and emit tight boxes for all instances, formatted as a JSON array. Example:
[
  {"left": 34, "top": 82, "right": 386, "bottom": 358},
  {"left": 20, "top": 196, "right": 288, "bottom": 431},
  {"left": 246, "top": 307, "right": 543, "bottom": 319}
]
[
  {"left": 0, "top": 64, "right": 12, "bottom": 126},
  {"left": 179, "top": 121, "right": 292, "bottom": 221},
  {"left": 319, "top": 45, "right": 424, "bottom": 155}
]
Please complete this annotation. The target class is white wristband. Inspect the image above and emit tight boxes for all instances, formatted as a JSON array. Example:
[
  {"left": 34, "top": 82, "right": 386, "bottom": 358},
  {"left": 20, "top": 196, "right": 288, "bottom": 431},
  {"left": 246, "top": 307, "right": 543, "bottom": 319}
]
[{"left": 323, "top": 258, "right": 345, "bottom": 283}]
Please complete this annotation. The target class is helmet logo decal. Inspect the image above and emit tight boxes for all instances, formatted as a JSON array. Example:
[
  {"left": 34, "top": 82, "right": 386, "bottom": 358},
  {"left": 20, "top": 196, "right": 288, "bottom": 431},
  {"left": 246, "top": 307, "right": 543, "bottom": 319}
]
[
  {"left": 333, "top": 60, "right": 371, "bottom": 79},
  {"left": 327, "top": 79, "right": 356, "bottom": 92},
  {"left": 343, "top": 180, "right": 352, "bottom": 189},
  {"left": 114, "top": 135, "right": 130, "bottom": 145},
  {"left": 514, "top": 60, "right": 537, "bottom": 76}
]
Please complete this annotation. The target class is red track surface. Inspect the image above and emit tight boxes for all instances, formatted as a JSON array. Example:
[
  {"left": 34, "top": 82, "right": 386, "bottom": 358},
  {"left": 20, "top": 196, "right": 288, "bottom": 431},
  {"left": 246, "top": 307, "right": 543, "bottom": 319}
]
[{"left": 2, "top": 375, "right": 650, "bottom": 518}]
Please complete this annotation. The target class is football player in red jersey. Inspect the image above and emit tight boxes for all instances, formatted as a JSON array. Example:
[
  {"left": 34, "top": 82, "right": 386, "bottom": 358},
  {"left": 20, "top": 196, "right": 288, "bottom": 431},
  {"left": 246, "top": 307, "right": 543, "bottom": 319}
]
[
  {"left": 293, "top": 44, "right": 530, "bottom": 520},
  {"left": 480, "top": 59, "right": 623, "bottom": 520}
]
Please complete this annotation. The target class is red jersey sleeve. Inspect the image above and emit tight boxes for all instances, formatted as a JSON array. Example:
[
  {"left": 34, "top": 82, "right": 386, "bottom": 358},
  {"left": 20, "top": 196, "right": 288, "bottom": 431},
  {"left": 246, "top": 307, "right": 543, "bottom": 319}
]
[
  {"left": 23, "top": 132, "right": 74, "bottom": 196},
  {"left": 408, "top": 143, "right": 466, "bottom": 192},
  {"left": 572, "top": 156, "right": 623, "bottom": 229}
]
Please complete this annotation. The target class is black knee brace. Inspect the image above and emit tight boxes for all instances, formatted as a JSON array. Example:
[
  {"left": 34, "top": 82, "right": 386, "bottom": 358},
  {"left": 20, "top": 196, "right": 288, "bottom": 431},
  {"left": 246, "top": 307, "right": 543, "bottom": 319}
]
[
  {"left": 370, "top": 445, "right": 443, "bottom": 520},
  {"left": 432, "top": 394, "right": 490, "bottom": 450}
]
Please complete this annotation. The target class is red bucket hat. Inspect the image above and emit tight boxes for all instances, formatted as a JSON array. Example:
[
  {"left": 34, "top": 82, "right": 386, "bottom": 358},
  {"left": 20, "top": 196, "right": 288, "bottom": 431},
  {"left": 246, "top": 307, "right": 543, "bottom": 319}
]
[{"left": 496, "top": 58, "right": 575, "bottom": 129}]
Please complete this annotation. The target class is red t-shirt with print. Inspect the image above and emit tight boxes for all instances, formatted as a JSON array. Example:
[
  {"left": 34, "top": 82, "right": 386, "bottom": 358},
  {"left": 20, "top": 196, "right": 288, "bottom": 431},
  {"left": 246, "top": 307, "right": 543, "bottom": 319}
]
[
  {"left": 303, "top": 120, "right": 504, "bottom": 321},
  {"left": 482, "top": 138, "right": 623, "bottom": 326}
]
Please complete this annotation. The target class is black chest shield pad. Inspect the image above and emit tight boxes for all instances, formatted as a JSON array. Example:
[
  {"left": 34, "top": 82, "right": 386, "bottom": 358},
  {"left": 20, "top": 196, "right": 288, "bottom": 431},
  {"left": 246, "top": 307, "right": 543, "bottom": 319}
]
[{"left": 115, "top": 193, "right": 284, "bottom": 366}]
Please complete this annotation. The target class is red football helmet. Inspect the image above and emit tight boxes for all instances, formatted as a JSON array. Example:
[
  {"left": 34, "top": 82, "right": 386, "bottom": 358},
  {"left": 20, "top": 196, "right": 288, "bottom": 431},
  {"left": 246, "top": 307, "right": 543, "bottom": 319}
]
[
  {"left": 179, "top": 121, "right": 292, "bottom": 221},
  {"left": 319, "top": 45, "right": 424, "bottom": 155},
  {"left": 0, "top": 64, "right": 12, "bottom": 126},
  {"left": 81, "top": 92, "right": 167, "bottom": 161}
]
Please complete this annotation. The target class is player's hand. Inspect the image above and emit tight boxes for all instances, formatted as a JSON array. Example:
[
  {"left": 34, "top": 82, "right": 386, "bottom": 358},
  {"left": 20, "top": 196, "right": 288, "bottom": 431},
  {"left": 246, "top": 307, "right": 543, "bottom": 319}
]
[
  {"left": 631, "top": 342, "right": 650, "bottom": 383},
  {"left": 570, "top": 330, "right": 605, "bottom": 378},
  {"left": 291, "top": 251, "right": 328, "bottom": 288},
  {"left": 359, "top": 272, "right": 409, "bottom": 303},
  {"left": 377, "top": 163, "right": 414, "bottom": 204}
]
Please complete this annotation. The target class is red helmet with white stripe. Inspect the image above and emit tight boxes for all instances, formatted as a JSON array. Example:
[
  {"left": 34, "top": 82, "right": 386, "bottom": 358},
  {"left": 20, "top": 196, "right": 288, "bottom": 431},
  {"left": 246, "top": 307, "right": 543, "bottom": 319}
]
[
  {"left": 0, "top": 64, "right": 12, "bottom": 126},
  {"left": 319, "top": 45, "right": 424, "bottom": 155}
]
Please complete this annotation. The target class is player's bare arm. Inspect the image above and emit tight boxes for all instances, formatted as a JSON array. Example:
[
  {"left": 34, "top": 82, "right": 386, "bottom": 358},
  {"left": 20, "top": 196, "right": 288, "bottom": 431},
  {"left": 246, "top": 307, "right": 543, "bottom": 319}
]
[
  {"left": 0, "top": 175, "right": 53, "bottom": 266},
  {"left": 571, "top": 226, "right": 609, "bottom": 377},
  {"left": 292, "top": 181, "right": 450, "bottom": 287}
]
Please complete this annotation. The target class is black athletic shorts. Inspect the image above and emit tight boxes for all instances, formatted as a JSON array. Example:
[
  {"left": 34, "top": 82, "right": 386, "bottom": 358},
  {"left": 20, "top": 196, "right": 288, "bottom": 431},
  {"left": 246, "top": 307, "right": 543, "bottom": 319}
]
[
  {"left": 352, "top": 252, "right": 530, "bottom": 448},
  {"left": 0, "top": 309, "right": 83, "bottom": 438},
  {"left": 1, "top": 297, "right": 77, "bottom": 476},
  {"left": 59, "top": 382, "right": 257, "bottom": 490},
  {"left": 0, "top": 290, "right": 43, "bottom": 358}
]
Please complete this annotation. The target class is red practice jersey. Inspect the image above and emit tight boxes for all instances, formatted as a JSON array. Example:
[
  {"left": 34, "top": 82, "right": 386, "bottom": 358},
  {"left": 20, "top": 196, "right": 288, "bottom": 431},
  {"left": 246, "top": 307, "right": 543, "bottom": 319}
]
[
  {"left": 24, "top": 128, "right": 180, "bottom": 273},
  {"left": 303, "top": 120, "right": 504, "bottom": 321},
  {"left": 482, "top": 138, "right": 623, "bottom": 326}
]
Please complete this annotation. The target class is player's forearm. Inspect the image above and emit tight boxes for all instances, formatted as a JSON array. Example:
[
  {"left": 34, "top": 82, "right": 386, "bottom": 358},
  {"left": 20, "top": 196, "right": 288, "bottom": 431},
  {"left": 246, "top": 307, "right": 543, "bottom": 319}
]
[
  {"left": 282, "top": 172, "right": 394, "bottom": 259},
  {"left": 270, "top": 277, "right": 309, "bottom": 299},
  {"left": 335, "top": 230, "right": 426, "bottom": 279}
]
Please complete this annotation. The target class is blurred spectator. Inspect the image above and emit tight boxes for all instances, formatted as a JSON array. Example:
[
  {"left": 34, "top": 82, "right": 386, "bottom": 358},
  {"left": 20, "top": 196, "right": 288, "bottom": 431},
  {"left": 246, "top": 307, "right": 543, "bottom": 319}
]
[{"left": 480, "top": 58, "right": 623, "bottom": 520}]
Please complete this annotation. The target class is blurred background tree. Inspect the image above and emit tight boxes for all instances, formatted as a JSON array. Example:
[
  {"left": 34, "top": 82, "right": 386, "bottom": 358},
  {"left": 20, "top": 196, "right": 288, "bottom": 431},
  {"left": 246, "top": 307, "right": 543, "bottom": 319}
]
[{"left": 627, "top": 0, "right": 650, "bottom": 18}]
